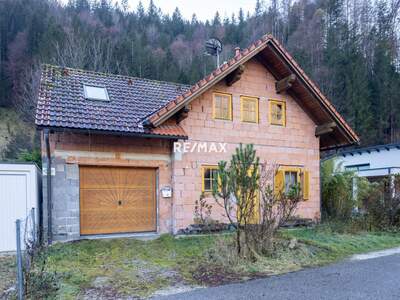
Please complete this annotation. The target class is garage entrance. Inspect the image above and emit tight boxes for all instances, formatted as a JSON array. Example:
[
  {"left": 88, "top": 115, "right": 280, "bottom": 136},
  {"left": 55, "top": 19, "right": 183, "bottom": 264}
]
[{"left": 79, "top": 166, "right": 156, "bottom": 235}]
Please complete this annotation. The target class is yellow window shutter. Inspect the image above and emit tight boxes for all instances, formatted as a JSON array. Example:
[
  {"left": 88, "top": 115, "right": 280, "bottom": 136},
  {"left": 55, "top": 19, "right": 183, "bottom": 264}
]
[
  {"left": 303, "top": 170, "right": 310, "bottom": 200},
  {"left": 274, "top": 169, "right": 284, "bottom": 195}
]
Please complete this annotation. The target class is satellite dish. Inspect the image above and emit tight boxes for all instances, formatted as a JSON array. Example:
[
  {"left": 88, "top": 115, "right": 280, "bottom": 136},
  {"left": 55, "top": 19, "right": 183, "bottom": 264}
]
[{"left": 205, "top": 38, "right": 223, "bottom": 67}]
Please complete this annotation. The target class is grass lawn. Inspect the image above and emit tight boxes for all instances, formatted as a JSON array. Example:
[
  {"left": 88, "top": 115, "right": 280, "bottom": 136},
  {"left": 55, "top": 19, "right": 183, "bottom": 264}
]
[
  {"left": 0, "top": 255, "right": 16, "bottom": 298},
  {"left": 8, "top": 228, "right": 400, "bottom": 299}
]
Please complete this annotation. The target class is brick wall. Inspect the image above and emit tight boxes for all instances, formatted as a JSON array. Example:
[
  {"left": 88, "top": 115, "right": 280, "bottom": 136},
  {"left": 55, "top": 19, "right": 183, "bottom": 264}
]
[
  {"left": 43, "top": 132, "right": 174, "bottom": 240},
  {"left": 41, "top": 57, "right": 321, "bottom": 239},
  {"left": 172, "top": 58, "right": 320, "bottom": 231}
]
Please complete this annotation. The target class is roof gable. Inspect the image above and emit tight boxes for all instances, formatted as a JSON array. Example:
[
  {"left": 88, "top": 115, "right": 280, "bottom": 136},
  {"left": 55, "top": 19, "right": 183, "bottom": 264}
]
[{"left": 146, "top": 34, "right": 359, "bottom": 150}]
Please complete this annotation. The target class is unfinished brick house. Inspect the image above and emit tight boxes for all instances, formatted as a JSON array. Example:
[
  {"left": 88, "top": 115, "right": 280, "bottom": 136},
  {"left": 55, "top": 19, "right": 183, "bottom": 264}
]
[{"left": 36, "top": 34, "right": 359, "bottom": 241}]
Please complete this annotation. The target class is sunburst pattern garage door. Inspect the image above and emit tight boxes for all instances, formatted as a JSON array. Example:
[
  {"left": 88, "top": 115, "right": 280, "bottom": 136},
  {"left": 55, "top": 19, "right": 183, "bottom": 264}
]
[{"left": 79, "top": 166, "right": 156, "bottom": 235}]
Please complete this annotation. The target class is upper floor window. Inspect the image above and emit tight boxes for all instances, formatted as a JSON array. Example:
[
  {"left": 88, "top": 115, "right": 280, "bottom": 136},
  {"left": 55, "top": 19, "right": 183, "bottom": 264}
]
[
  {"left": 241, "top": 96, "right": 259, "bottom": 123},
  {"left": 213, "top": 92, "right": 232, "bottom": 120},
  {"left": 269, "top": 99, "right": 286, "bottom": 126},
  {"left": 83, "top": 85, "right": 109, "bottom": 101}
]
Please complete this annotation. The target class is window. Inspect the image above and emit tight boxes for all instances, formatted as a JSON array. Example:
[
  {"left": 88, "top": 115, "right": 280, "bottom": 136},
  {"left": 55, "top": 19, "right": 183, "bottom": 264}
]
[
  {"left": 213, "top": 92, "right": 232, "bottom": 120},
  {"left": 202, "top": 166, "right": 219, "bottom": 192},
  {"left": 284, "top": 171, "right": 298, "bottom": 194},
  {"left": 345, "top": 164, "right": 370, "bottom": 171},
  {"left": 241, "top": 96, "right": 259, "bottom": 123},
  {"left": 274, "top": 167, "right": 310, "bottom": 200},
  {"left": 83, "top": 85, "right": 109, "bottom": 101},
  {"left": 269, "top": 100, "right": 286, "bottom": 126}
]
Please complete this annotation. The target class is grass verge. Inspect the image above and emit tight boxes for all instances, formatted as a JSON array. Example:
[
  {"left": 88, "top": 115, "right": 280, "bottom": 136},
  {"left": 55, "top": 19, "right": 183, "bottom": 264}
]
[
  {"left": 6, "top": 228, "right": 400, "bottom": 299},
  {"left": 0, "top": 255, "right": 16, "bottom": 297}
]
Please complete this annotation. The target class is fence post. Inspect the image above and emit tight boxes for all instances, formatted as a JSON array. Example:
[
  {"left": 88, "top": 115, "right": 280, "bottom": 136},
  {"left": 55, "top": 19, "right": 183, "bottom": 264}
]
[
  {"left": 31, "top": 208, "right": 36, "bottom": 245},
  {"left": 16, "top": 219, "right": 24, "bottom": 300}
]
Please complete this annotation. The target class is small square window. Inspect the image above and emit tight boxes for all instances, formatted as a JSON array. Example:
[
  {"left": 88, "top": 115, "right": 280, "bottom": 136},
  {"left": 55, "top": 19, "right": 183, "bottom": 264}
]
[
  {"left": 83, "top": 85, "right": 109, "bottom": 101},
  {"left": 213, "top": 92, "right": 232, "bottom": 120},
  {"left": 269, "top": 100, "right": 286, "bottom": 126},
  {"left": 241, "top": 96, "right": 259, "bottom": 123},
  {"left": 202, "top": 166, "right": 218, "bottom": 192}
]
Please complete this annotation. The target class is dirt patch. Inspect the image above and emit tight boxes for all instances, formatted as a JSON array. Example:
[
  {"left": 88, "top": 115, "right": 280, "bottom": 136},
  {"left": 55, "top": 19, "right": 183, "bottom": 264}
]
[
  {"left": 127, "top": 259, "right": 181, "bottom": 282},
  {"left": 82, "top": 286, "right": 137, "bottom": 300},
  {"left": 192, "top": 264, "right": 259, "bottom": 286},
  {"left": 151, "top": 284, "right": 201, "bottom": 297}
]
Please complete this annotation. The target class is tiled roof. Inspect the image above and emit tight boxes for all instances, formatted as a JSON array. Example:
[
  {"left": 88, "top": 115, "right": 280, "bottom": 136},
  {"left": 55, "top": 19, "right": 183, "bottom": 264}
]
[
  {"left": 35, "top": 65, "right": 189, "bottom": 138},
  {"left": 36, "top": 33, "right": 359, "bottom": 148},
  {"left": 150, "top": 124, "right": 188, "bottom": 137},
  {"left": 146, "top": 34, "right": 359, "bottom": 146}
]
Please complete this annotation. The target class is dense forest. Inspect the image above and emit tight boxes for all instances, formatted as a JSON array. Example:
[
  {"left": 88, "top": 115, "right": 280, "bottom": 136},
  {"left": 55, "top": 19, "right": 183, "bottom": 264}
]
[{"left": 0, "top": 0, "right": 399, "bottom": 160}]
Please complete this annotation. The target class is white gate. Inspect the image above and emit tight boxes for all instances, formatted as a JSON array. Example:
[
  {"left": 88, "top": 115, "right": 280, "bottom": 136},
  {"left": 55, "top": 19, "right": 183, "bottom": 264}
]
[{"left": 0, "top": 163, "right": 40, "bottom": 252}]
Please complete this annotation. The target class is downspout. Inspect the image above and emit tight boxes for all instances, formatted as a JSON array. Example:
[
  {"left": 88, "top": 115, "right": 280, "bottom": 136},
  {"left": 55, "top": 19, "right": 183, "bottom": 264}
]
[{"left": 44, "top": 129, "right": 52, "bottom": 244}]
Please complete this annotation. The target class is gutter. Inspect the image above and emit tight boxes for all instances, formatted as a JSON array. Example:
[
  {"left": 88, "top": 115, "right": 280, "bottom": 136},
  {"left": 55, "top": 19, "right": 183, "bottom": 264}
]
[
  {"left": 36, "top": 125, "right": 188, "bottom": 141},
  {"left": 44, "top": 129, "right": 52, "bottom": 244}
]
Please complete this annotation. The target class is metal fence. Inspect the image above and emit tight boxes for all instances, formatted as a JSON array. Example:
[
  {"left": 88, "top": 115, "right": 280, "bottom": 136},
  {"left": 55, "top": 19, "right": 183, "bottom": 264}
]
[{"left": 15, "top": 208, "right": 38, "bottom": 300}]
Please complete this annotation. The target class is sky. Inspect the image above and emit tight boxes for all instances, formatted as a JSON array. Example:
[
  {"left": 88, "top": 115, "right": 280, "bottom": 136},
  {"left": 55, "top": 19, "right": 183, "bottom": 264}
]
[
  {"left": 58, "top": 0, "right": 260, "bottom": 21},
  {"left": 129, "top": 0, "right": 258, "bottom": 21}
]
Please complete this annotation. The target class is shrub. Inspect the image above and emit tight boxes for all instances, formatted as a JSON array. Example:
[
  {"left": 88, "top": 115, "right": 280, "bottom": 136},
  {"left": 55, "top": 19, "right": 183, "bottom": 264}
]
[
  {"left": 212, "top": 144, "right": 302, "bottom": 258},
  {"left": 363, "top": 175, "right": 400, "bottom": 230},
  {"left": 321, "top": 159, "right": 355, "bottom": 220}
]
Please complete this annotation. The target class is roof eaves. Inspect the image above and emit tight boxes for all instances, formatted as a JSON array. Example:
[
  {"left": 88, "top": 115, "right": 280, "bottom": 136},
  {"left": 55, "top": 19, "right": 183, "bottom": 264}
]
[
  {"left": 339, "top": 142, "right": 400, "bottom": 157},
  {"left": 267, "top": 37, "right": 359, "bottom": 145},
  {"left": 146, "top": 34, "right": 358, "bottom": 147},
  {"left": 36, "top": 125, "right": 188, "bottom": 140}
]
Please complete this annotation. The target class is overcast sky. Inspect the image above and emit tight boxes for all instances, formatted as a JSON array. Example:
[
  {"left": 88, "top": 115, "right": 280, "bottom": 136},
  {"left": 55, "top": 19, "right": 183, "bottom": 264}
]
[
  {"left": 58, "top": 0, "right": 260, "bottom": 21},
  {"left": 130, "top": 0, "right": 258, "bottom": 21}
]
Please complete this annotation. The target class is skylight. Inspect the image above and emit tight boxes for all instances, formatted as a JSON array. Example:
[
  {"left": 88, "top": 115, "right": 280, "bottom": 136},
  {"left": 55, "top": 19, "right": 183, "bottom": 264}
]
[{"left": 83, "top": 85, "right": 109, "bottom": 101}]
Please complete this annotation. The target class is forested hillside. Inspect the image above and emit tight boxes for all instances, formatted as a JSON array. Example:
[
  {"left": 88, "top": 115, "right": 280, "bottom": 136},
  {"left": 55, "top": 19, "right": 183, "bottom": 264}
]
[{"left": 0, "top": 0, "right": 399, "bottom": 160}]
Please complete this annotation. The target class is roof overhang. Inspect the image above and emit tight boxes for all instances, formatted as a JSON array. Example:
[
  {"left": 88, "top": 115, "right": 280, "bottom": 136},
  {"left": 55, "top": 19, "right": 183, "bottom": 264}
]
[
  {"left": 37, "top": 125, "right": 188, "bottom": 140},
  {"left": 145, "top": 34, "right": 359, "bottom": 150}
]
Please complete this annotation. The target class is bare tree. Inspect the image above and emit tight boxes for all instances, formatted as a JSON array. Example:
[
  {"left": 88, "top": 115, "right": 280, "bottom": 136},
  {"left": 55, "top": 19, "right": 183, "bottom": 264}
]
[{"left": 14, "top": 63, "right": 41, "bottom": 123}]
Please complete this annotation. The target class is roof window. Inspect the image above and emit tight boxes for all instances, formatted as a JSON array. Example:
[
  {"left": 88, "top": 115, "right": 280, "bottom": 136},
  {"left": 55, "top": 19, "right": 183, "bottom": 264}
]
[{"left": 83, "top": 85, "right": 109, "bottom": 101}]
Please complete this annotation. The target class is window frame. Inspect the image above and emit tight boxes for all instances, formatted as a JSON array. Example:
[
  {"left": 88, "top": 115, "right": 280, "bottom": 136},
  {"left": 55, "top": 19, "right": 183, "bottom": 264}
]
[
  {"left": 212, "top": 92, "right": 233, "bottom": 121},
  {"left": 283, "top": 168, "right": 300, "bottom": 194},
  {"left": 269, "top": 99, "right": 286, "bottom": 126},
  {"left": 275, "top": 166, "right": 310, "bottom": 200},
  {"left": 240, "top": 96, "right": 259, "bottom": 123},
  {"left": 83, "top": 84, "right": 110, "bottom": 101},
  {"left": 201, "top": 165, "right": 219, "bottom": 193}
]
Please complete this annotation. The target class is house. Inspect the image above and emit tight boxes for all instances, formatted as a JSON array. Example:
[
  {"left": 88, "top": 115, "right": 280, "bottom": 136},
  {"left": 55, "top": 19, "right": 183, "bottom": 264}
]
[
  {"left": 335, "top": 143, "right": 400, "bottom": 180},
  {"left": 36, "top": 34, "right": 359, "bottom": 241}
]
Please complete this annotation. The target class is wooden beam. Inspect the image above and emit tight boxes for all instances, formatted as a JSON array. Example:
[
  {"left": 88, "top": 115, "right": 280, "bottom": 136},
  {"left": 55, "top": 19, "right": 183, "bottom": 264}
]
[
  {"left": 225, "top": 65, "right": 245, "bottom": 86},
  {"left": 315, "top": 122, "right": 337, "bottom": 137},
  {"left": 275, "top": 74, "right": 296, "bottom": 93},
  {"left": 176, "top": 106, "right": 190, "bottom": 123}
]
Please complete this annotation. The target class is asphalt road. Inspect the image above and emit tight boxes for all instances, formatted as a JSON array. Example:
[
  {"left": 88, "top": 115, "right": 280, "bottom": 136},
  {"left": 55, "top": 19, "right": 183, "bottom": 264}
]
[{"left": 155, "top": 253, "right": 400, "bottom": 300}]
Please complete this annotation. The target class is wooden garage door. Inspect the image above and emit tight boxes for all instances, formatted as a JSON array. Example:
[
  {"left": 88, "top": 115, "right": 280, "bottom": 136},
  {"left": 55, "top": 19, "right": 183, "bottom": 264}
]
[{"left": 80, "top": 166, "right": 156, "bottom": 235}]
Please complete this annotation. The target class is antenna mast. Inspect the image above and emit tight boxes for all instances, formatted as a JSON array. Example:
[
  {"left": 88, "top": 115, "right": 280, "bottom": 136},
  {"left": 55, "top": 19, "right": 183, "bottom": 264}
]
[{"left": 205, "top": 38, "right": 223, "bottom": 68}]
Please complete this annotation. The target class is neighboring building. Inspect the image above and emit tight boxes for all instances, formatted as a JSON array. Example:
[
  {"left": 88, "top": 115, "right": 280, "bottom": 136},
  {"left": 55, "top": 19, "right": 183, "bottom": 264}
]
[
  {"left": 336, "top": 143, "right": 400, "bottom": 179},
  {"left": 0, "top": 163, "right": 41, "bottom": 252},
  {"left": 36, "top": 34, "right": 358, "bottom": 241}
]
